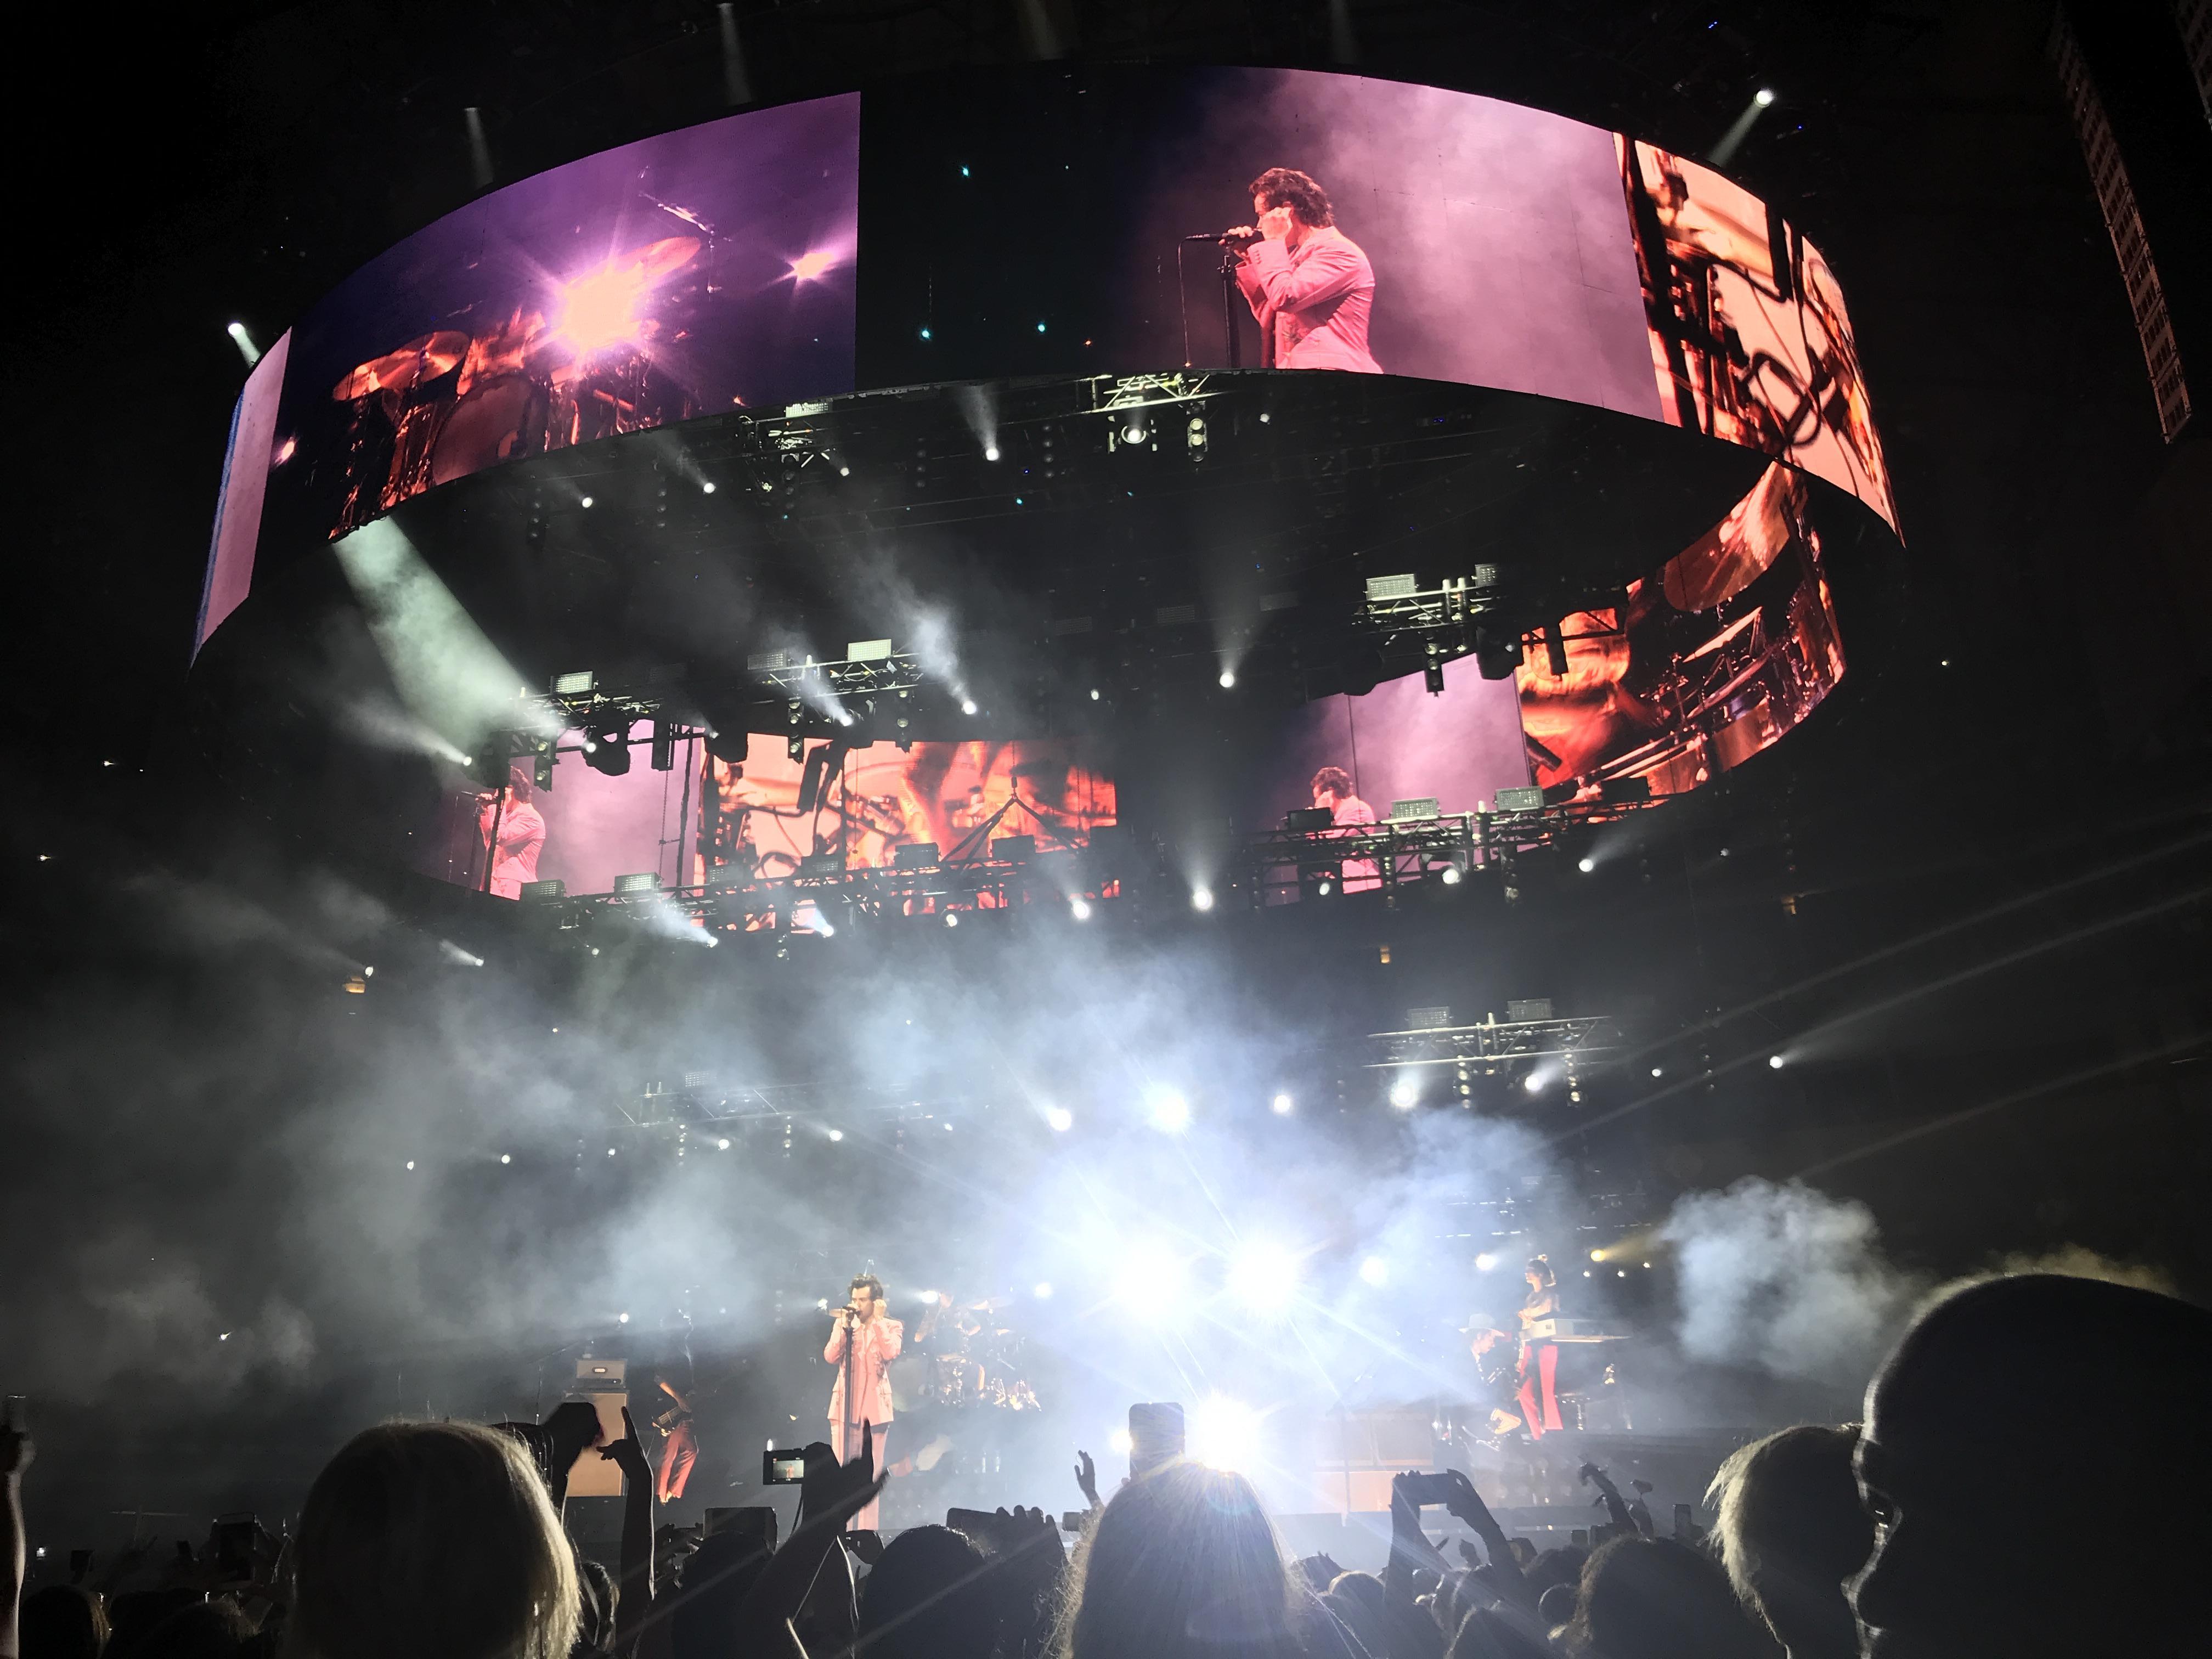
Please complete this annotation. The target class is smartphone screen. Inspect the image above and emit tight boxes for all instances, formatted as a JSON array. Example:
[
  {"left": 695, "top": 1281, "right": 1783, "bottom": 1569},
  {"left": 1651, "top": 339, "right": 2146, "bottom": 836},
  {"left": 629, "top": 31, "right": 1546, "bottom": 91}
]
[
  {"left": 1673, "top": 1503, "right": 1694, "bottom": 1537},
  {"left": 1128, "top": 1402, "right": 1185, "bottom": 1477},
  {"left": 761, "top": 1448, "right": 809, "bottom": 1486}
]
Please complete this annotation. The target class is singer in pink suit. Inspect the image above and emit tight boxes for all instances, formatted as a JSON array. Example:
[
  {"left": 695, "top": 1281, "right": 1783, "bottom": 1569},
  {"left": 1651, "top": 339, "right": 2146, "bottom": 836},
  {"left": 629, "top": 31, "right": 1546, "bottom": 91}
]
[
  {"left": 476, "top": 774, "right": 546, "bottom": 899},
  {"left": 824, "top": 1271, "right": 902, "bottom": 1529},
  {"left": 1232, "top": 167, "right": 1383, "bottom": 374}
]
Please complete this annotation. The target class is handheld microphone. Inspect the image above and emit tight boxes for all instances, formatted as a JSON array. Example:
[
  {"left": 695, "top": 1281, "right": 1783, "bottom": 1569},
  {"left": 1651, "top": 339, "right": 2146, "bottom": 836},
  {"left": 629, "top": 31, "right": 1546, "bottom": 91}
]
[{"left": 1184, "top": 227, "right": 1260, "bottom": 242}]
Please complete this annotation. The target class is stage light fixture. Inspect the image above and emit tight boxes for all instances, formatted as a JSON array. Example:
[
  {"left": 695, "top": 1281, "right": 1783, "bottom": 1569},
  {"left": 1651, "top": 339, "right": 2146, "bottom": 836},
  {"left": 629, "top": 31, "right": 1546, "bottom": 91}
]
[
  {"left": 1523, "top": 1073, "right": 1544, "bottom": 1093},
  {"left": 1149, "top": 1090, "right": 1191, "bottom": 1133},
  {"left": 579, "top": 495, "right": 594, "bottom": 510},
  {"left": 1109, "top": 1427, "right": 1135, "bottom": 1455},
  {"left": 585, "top": 721, "right": 633, "bottom": 776},
  {"left": 1272, "top": 1092, "right": 1294, "bottom": 1114},
  {"left": 405, "top": 1160, "right": 415, "bottom": 1171},
  {"left": 1034, "top": 1281, "right": 1054, "bottom": 1298},
  {"left": 1389, "top": 1076, "right": 1419, "bottom": 1109},
  {"left": 500, "top": 1154, "right": 512, "bottom": 1165},
  {"left": 985, "top": 445, "right": 1001, "bottom": 461},
  {"left": 961, "top": 698, "right": 979, "bottom": 715},
  {"left": 1590, "top": 1248, "right": 1606, "bottom": 1262},
  {"left": 1440, "top": 866, "right": 1462, "bottom": 885},
  {"left": 717, "top": 1138, "right": 730, "bottom": 1149},
  {"left": 945, "top": 912, "right": 960, "bottom": 927},
  {"left": 1423, "top": 663, "right": 1445, "bottom": 695},
  {"left": 828, "top": 1128, "right": 845, "bottom": 1141},
  {"left": 1189, "top": 1394, "right": 1261, "bottom": 1471},
  {"left": 1475, "top": 1252, "right": 1498, "bottom": 1271},
  {"left": 1754, "top": 87, "right": 1776, "bottom": 105},
  {"left": 1358, "top": 1256, "right": 1389, "bottom": 1286},
  {"left": 1769, "top": 1054, "right": 1786, "bottom": 1069},
  {"left": 1317, "top": 879, "right": 1333, "bottom": 895},
  {"left": 1191, "top": 887, "right": 1215, "bottom": 912},
  {"left": 1122, "top": 416, "right": 1148, "bottom": 444},
  {"left": 787, "top": 733, "right": 804, "bottom": 761},
  {"left": 1231, "top": 1241, "right": 1302, "bottom": 1302},
  {"left": 1046, "top": 1106, "right": 1073, "bottom": 1132},
  {"left": 701, "top": 481, "right": 716, "bottom": 494},
  {"left": 1218, "top": 670, "right": 1236, "bottom": 689},
  {"left": 1070, "top": 898, "right": 1092, "bottom": 921}
]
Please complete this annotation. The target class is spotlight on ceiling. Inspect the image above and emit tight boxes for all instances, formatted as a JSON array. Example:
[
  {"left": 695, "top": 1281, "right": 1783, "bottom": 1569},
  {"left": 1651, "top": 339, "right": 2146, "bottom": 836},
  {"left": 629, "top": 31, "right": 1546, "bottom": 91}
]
[
  {"left": 1389, "top": 1076, "right": 1419, "bottom": 1110},
  {"left": 1190, "top": 887, "right": 1215, "bottom": 912},
  {"left": 1271, "top": 1092, "right": 1294, "bottom": 1114},
  {"left": 984, "top": 444, "right": 1001, "bottom": 461},
  {"left": 1475, "top": 1252, "right": 1498, "bottom": 1272},
  {"left": 1769, "top": 1054, "right": 1786, "bottom": 1069},
  {"left": 1754, "top": 87, "right": 1777, "bottom": 106},
  {"left": 1149, "top": 1091, "right": 1191, "bottom": 1133},
  {"left": 1070, "top": 898, "right": 1093, "bottom": 921},
  {"left": 1045, "top": 1105, "right": 1074, "bottom": 1132},
  {"left": 1440, "top": 866, "right": 1463, "bottom": 885},
  {"left": 1578, "top": 857, "right": 1596, "bottom": 873},
  {"left": 701, "top": 481, "right": 716, "bottom": 494},
  {"left": 1218, "top": 670, "right": 1236, "bottom": 689},
  {"left": 1122, "top": 416, "right": 1148, "bottom": 445},
  {"left": 1358, "top": 1256, "right": 1389, "bottom": 1286}
]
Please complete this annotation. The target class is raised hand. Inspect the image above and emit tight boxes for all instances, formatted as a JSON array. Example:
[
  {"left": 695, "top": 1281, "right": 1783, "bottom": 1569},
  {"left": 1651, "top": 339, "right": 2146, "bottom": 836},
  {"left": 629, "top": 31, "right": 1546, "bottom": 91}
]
[
  {"left": 1074, "top": 1449, "right": 1102, "bottom": 1510},
  {"left": 597, "top": 1405, "right": 653, "bottom": 1486}
]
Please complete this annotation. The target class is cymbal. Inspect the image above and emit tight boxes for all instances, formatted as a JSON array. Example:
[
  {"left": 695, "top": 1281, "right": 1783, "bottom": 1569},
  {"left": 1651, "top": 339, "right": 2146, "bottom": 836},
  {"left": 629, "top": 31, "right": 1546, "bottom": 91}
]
[{"left": 332, "top": 331, "right": 470, "bottom": 400}]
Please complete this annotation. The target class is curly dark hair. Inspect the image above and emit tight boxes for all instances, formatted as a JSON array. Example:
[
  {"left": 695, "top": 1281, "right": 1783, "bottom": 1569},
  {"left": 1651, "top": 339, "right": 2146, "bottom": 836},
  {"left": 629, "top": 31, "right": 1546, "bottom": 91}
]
[
  {"left": 850, "top": 1273, "right": 885, "bottom": 1304},
  {"left": 1311, "top": 766, "right": 1355, "bottom": 800},
  {"left": 1248, "top": 167, "right": 1335, "bottom": 228}
]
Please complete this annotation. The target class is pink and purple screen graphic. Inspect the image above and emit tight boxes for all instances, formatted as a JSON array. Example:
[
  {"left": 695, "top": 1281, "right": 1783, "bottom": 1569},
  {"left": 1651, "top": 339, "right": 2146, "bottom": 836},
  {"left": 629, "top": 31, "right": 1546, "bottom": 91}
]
[{"left": 198, "top": 93, "right": 860, "bottom": 651}]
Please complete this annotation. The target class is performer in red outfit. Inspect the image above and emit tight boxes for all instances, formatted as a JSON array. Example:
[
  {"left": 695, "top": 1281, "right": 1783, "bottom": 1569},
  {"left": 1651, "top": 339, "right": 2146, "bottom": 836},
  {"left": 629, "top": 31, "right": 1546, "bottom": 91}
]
[
  {"left": 824, "top": 1272, "right": 902, "bottom": 1530},
  {"left": 1515, "top": 1256, "right": 1566, "bottom": 1438},
  {"left": 652, "top": 1377, "right": 697, "bottom": 1504},
  {"left": 476, "top": 773, "right": 546, "bottom": 899},
  {"left": 1231, "top": 168, "right": 1383, "bottom": 374}
]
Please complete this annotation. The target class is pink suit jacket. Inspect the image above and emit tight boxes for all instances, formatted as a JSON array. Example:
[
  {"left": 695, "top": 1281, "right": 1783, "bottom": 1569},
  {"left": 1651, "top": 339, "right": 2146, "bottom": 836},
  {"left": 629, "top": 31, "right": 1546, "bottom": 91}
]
[
  {"left": 478, "top": 801, "right": 545, "bottom": 899},
  {"left": 1235, "top": 228, "right": 1383, "bottom": 374},
  {"left": 825, "top": 1315, "right": 904, "bottom": 1426}
]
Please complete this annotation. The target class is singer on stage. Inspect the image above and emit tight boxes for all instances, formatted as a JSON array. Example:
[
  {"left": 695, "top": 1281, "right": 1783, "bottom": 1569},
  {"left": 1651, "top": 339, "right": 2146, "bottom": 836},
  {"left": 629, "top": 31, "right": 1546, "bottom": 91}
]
[
  {"left": 1229, "top": 168, "right": 1382, "bottom": 374},
  {"left": 825, "top": 1272, "right": 902, "bottom": 1528}
]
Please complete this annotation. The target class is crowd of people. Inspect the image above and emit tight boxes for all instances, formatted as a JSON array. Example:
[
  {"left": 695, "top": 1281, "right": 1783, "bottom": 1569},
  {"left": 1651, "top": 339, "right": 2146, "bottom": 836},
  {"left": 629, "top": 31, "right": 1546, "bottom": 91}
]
[{"left": 4, "top": 1273, "right": 2208, "bottom": 1659}]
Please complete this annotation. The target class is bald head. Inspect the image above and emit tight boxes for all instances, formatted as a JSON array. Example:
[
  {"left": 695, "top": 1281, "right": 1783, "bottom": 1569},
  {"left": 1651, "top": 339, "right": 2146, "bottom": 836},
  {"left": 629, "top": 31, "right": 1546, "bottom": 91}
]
[{"left": 1853, "top": 1274, "right": 2212, "bottom": 1659}]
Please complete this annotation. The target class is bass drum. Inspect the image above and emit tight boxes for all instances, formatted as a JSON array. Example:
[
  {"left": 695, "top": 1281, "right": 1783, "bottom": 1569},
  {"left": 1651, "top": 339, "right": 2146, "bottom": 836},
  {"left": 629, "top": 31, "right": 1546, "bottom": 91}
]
[
  {"left": 429, "top": 372, "right": 543, "bottom": 487},
  {"left": 887, "top": 1350, "right": 933, "bottom": 1414}
]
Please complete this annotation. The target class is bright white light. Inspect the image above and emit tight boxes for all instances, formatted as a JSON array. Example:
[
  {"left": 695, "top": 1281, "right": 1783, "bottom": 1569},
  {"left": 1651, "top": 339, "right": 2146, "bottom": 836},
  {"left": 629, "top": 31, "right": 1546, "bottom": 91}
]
[
  {"left": 945, "top": 912, "right": 960, "bottom": 928},
  {"left": 580, "top": 495, "right": 594, "bottom": 508},
  {"left": 717, "top": 1138, "right": 731, "bottom": 1150},
  {"left": 1389, "top": 1076, "right": 1420, "bottom": 1110},
  {"left": 583, "top": 740, "right": 598, "bottom": 753},
  {"left": 227, "top": 321, "right": 246, "bottom": 337},
  {"left": 1109, "top": 1427, "right": 1135, "bottom": 1455},
  {"left": 405, "top": 1160, "right": 415, "bottom": 1171},
  {"left": 1271, "top": 1093, "right": 1294, "bottom": 1115},
  {"left": 701, "top": 481, "right": 716, "bottom": 494},
  {"left": 828, "top": 1128, "right": 845, "bottom": 1142},
  {"left": 1768, "top": 1054, "right": 1786, "bottom": 1069},
  {"left": 1578, "top": 857, "right": 1596, "bottom": 874},
  {"left": 1474, "top": 1252, "right": 1498, "bottom": 1272},
  {"left": 618, "top": 1311, "right": 631, "bottom": 1324},
  {"left": 984, "top": 445, "right": 1001, "bottom": 461},
  {"left": 1317, "top": 879, "right": 1333, "bottom": 896},
  {"left": 1358, "top": 1256, "right": 1389, "bottom": 1286},
  {"left": 1090, "top": 688, "right": 1101, "bottom": 701},
  {"left": 1231, "top": 1240, "right": 1302, "bottom": 1301},
  {"left": 1440, "top": 866, "right": 1462, "bottom": 885},
  {"left": 1651, "top": 1066, "right": 1663, "bottom": 1078},
  {"left": 817, "top": 1299, "right": 830, "bottom": 1311},
  {"left": 1114, "top": 1240, "right": 1186, "bottom": 1308},
  {"left": 1523, "top": 1073, "right": 1545, "bottom": 1094},
  {"left": 961, "top": 698, "right": 979, "bottom": 716},
  {"left": 1189, "top": 1395, "right": 1262, "bottom": 1471},
  {"left": 499, "top": 1154, "right": 512, "bottom": 1165},
  {"left": 1218, "top": 671, "right": 1237, "bottom": 690},
  {"left": 1045, "top": 1105, "right": 1074, "bottom": 1132},
  {"left": 1034, "top": 1281, "right": 1054, "bottom": 1299},
  {"left": 1070, "top": 898, "right": 1092, "bottom": 921},
  {"left": 789, "top": 248, "right": 839, "bottom": 283},
  {"left": 1190, "top": 887, "right": 1215, "bottom": 912},
  {"left": 607, "top": 1147, "right": 617, "bottom": 1156},
  {"left": 362, "top": 965, "right": 375, "bottom": 978},
  {"left": 1754, "top": 87, "right": 1776, "bottom": 106},
  {"left": 1149, "top": 1091, "right": 1192, "bottom": 1133}
]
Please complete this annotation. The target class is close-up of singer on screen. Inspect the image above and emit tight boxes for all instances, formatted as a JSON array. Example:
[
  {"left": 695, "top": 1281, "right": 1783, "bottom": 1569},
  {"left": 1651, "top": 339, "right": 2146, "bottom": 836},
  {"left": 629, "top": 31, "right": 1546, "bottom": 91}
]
[{"left": 1223, "top": 167, "right": 1382, "bottom": 374}]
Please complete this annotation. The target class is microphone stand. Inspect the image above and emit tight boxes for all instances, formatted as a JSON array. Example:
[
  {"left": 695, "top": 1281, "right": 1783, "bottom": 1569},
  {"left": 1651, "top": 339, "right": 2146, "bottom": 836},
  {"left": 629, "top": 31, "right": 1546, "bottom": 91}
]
[
  {"left": 1218, "top": 244, "right": 1243, "bottom": 368},
  {"left": 840, "top": 1307, "right": 859, "bottom": 1472}
]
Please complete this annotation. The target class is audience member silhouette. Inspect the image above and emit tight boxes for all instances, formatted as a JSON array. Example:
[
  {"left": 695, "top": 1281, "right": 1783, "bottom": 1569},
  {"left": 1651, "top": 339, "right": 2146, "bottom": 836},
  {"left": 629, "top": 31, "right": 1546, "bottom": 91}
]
[{"left": 1707, "top": 1425, "right": 1870, "bottom": 1659}]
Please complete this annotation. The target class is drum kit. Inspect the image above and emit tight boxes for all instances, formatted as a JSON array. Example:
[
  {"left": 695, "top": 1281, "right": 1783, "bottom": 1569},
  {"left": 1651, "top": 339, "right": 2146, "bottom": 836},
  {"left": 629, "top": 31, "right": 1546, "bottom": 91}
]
[
  {"left": 325, "top": 236, "right": 705, "bottom": 535},
  {"left": 895, "top": 1297, "right": 1040, "bottom": 1414}
]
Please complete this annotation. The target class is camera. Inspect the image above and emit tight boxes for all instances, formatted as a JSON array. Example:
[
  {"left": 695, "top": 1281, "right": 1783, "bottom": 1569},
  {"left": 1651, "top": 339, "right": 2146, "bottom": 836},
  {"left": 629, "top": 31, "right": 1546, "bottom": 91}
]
[{"left": 762, "top": 1448, "right": 809, "bottom": 1486}]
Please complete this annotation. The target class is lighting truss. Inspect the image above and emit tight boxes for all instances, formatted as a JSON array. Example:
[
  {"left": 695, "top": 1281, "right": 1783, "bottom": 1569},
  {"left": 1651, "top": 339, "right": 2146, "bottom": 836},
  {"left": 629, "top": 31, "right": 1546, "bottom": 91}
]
[
  {"left": 1367, "top": 1014, "right": 1615, "bottom": 1070},
  {"left": 747, "top": 649, "right": 927, "bottom": 699}
]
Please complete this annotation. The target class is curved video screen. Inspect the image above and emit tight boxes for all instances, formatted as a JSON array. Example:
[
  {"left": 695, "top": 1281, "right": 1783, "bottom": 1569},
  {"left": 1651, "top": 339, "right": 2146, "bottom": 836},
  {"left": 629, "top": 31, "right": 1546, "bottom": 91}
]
[{"left": 199, "top": 93, "right": 861, "bottom": 651}]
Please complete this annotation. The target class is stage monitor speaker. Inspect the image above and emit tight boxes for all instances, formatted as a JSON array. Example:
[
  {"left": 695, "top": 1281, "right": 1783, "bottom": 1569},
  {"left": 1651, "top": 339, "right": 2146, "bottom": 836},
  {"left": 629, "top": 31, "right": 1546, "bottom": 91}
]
[
  {"left": 894, "top": 842, "right": 939, "bottom": 869},
  {"left": 1494, "top": 787, "right": 1544, "bottom": 813},
  {"left": 1285, "top": 806, "right": 1334, "bottom": 832}
]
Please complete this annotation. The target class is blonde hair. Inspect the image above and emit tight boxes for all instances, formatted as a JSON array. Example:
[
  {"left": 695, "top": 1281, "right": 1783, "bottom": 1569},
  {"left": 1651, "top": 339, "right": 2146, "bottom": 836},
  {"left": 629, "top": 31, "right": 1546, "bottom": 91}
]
[
  {"left": 1054, "top": 1460, "right": 1304, "bottom": 1659},
  {"left": 291, "top": 1420, "right": 579, "bottom": 1659}
]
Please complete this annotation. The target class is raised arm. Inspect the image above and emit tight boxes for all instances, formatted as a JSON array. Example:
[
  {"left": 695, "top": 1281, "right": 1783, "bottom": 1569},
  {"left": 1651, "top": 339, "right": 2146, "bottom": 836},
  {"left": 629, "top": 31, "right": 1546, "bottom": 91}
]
[
  {"left": 1239, "top": 239, "right": 1367, "bottom": 315},
  {"left": 823, "top": 1317, "right": 850, "bottom": 1365},
  {"left": 599, "top": 1408, "right": 656, "bottom": 1647},
  {"left": 2, "top": 1425, "right": 32, "bottom": 1659}
]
